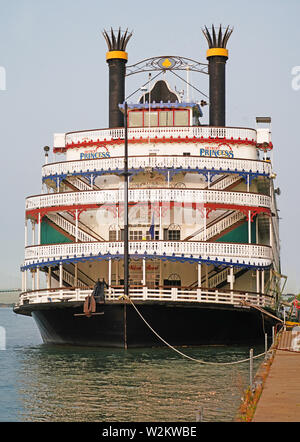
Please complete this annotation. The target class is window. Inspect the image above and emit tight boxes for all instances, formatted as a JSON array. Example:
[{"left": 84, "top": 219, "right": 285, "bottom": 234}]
[
  {"left": 163, "top": 279, "right": 181, "bottom": 287},
  {"left": 174, "top": 110, "right": 189, "bottom": 126},
  {"left": 109, "top": 230, "right": 117, "bottom": 241},
  {"left": 129, "top": 111, "right": 143, "bottom": 127},
  {"left": 163, "top": 228, "right": 181, "bottom": 240},
  {"left": 159, "top": 111, "right": 173, "bottom": 127},
  {"left": 129, "top": 230, "right": 143, "bottom": 241},
  {"left": 144, "top": 111, "right": 158, "bottom": 127}
]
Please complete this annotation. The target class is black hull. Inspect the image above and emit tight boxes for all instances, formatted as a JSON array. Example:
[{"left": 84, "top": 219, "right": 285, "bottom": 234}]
[{"left": 14, "top": 301, "right": 279, "bottom": 348}]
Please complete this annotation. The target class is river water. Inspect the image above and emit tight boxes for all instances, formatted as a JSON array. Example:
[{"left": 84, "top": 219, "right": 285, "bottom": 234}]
[{"left": 0, "top": 307, "right": 264, "bottom": 422}]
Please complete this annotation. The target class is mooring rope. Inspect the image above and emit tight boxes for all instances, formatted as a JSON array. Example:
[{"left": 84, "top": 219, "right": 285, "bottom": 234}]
[{"left": 123, "top": 296, "right": 271, "bottom": 366}]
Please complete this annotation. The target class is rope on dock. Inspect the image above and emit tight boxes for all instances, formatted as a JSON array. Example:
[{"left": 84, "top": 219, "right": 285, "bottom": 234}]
[{"left": 123, "top": 295, "right": 271, "bottom": 366}]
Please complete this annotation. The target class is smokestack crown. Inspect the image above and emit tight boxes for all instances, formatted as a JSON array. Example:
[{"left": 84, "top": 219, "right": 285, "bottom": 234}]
[{"left": 202, "top": 25, "right": 233, "bottom": 59}]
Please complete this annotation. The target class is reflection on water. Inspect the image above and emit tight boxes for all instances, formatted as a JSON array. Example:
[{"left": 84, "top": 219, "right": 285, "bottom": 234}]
[{"left": 0, "top": 308, "right": 264, "bottom": 422}]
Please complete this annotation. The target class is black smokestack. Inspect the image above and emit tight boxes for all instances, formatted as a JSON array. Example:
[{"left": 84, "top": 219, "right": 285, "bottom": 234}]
[
  {"left": 202, "top": 25, "right": 233, "bottom": 126},
  {"left": 103, "top": 27, "right": 132, "bottom": 128}
]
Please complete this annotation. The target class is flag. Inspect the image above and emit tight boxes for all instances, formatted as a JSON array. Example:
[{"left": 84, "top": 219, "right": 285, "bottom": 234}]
[{"left": 148, "top": 212, "right": 155, "bottom": 239}]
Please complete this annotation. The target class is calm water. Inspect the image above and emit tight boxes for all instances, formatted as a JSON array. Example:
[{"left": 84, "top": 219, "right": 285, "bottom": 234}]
[{"left": 0, "top": 307, "right": 264, "bottom": 422}]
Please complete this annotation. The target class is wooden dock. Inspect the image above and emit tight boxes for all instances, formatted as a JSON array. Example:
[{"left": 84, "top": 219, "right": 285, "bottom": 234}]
[{"left": 252, "top": 329, "right": 300, "bottom": 422}]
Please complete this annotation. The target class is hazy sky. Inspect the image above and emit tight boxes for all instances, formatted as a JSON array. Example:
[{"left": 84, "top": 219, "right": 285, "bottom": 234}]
[{"left": 0, "top": 0, "right": 299, "bottom": 293}]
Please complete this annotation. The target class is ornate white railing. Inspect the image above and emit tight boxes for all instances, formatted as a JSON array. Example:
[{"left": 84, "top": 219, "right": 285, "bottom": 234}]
[
  {"left": 42, "top": 156, "right": 271, "bottom": 179},
  {"left": 17, "top": 286, "right": 273, "bottom": 309},
  {"left": 64, "top": 126, "right": 257, "bottom": 146},
  {"left": 26, "top": 188, "right": 271, "bottom": 211},
  {"left": 23, "top": 240, "right": 272, "bottom": 268}
]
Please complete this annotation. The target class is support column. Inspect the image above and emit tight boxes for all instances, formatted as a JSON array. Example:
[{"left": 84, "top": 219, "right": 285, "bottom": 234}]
[
  {"left": 25, "top": 220, "right": 28, "bottom": 248},
  {"left": 159, "top": 205, "right": 162, "bottom": 240},
  {"left": 31, "top": 270, "right": 35, "bottom": 291},
  {"left": 228, "top": 266, "right": 234, "bottom": 294},
  {"left": 75, "top": 209, "right": 79, "bottom": 243},
  {"left": 31, "top": 220, "right": 35, "bottom": 246},
  {"left": 142, "top": 258, "right": 146, "bottom": 286},
  {"left": 248, "top": 211, "right": 251, "bottom": 244},
  {"left": 59, "top": 263, "right": 63, "bottom": 287},
  {"left": 197, "top": 263, "right": 202, "bottom": 289},
  {"left": 38, "top": 213, "right": 41, "bottom": 245},
  {"left": 74, "top": 263, "right": 78, "bottom": 287},
  {"left": 47, "top": 266, "right": 51, "bottom": 289},
  {"left": 36, "top": 268, "right": 40, "bottom": 290},
  {"left": 204, "top": 208, "right": 207, "bottom": 241},
  {"left": 256, "top": 269, "right": 260, "bottom": 293},
  {"left": 108, "top": 258, "right": 112, "bottom": 292},
  {"left": 261, "top": 270, "right": 265, "bottom": 294}
]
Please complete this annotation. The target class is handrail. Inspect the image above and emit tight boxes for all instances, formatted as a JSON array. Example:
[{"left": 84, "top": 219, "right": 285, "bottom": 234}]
[
  {"left": 42, "top": 155, "right": 271, "bottom": 180},
  {"left": 63, "top": 125, "right": 257, "bottom": 146},
  {"left": 17, "top": 286, "right": 274, "bottom": 309},
  {"left": 25, "top": 188, "right": 271, "bottom": 211},
  {"left": 23, "top": 240, "right": 273, "bottom": 270}
]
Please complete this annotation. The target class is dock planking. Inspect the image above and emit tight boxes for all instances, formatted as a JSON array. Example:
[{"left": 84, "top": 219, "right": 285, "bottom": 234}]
[{"left": 253, "top": 331, "right": 300, "bottom": 422}]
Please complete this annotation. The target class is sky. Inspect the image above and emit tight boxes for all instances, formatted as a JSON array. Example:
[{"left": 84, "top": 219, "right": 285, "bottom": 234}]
[{"left": 0, "top": 0, "right": 299, "bottom": 293}]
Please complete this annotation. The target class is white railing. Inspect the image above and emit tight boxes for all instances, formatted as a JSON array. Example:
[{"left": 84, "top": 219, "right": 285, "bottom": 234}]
[
  {"left": 42, "top": 156, "right": 271, "bottom": 179},
  {"left": 26, "top": 188, "right": 271, "bottom": 211},
  {"left": 64, "top": 126, "right": 257, "bottom": 146},
  {"left": 18, "top": 286, "right": 273, "bottom": 309},
  {"left": 24, "top": 240, "right": 272, "bottom": 268}
]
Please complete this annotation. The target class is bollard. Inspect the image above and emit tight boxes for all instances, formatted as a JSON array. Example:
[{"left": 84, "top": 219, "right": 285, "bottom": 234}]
[
  {"left": 265, "top": 333, "right": 268, "bottom": 356},
  {"left": 196, "top": 406, "right": 203, "bottom": 422}
]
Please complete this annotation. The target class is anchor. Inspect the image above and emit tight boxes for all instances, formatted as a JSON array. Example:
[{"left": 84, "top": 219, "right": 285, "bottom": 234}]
[{"left": 74, "top": 279, "right": 107, "bottom": 318}]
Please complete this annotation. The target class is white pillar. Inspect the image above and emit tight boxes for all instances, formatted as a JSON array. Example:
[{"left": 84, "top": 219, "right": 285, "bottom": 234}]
[
  {"left": 59, "top": 263, "right": 63, "bottom": 287},
  {"left": 31, "top": 221, "right": 35, "bottom": 245},
  {"left": 74, "top": 263, "right": 78, "bottom": 287},
  {"left": 269, "top": 217, "right": 273, "bottom": 248},
  {"left": 143, "top": 258, "right": 146, "bottom": 286},
  {"left": 24, "top": 270, "right": 27, "bottom": 292},
  {"left": 75, "top": 209, "right": 79, "bottom": 243},
  {"left": 229, "top": 266, "right": 234, "bottom": 291},
  {"left": 108, "top": 258, "right": 112, "bottom": 289},
  {"left": 31, "top": 270, "right": 35, "bottom": 290},
  {"left": 261, "top": 270, "right": 265, "bottom": 294},
  {"left": 36, "top": 268, "right": 40, "bottom": 290},
  {"left": 197, "top": 263, "right": 202, "bottom": 288},
  {"left": 204, "top": 208, "right": 207, "bottom": 241},
  {"left": 248, "top": 211, "right": 251, "bottom": 244},
  {"left": 38, "top": 213, "right": 41, "bottom": 245},
  {"left": 25, "top": 220, "right": 28, "bottom": 248},
  {"left": 256, "top": 269, "right": 260, "bottom": 293},
  {"left": 159, "top": 205, "right": 162, "bottom": 240},
  {"left": 47, "top": 266, "right": 51, "bottom": 289}
]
